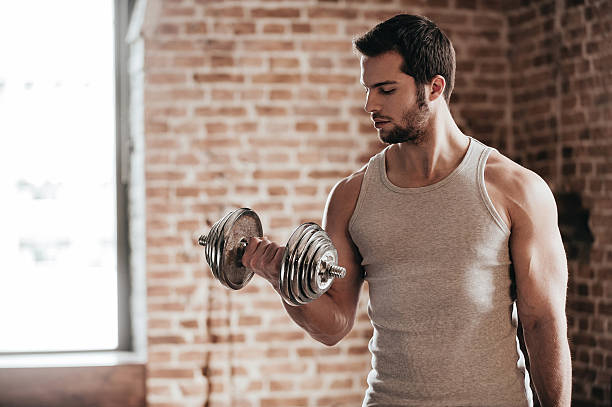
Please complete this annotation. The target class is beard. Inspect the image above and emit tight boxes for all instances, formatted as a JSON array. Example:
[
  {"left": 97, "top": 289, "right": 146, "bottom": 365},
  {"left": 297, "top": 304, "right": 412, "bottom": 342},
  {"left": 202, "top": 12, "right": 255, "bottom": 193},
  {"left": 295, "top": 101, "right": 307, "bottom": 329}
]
[{"left": 378, "top": 85, "right": 431, "bottom": 145}]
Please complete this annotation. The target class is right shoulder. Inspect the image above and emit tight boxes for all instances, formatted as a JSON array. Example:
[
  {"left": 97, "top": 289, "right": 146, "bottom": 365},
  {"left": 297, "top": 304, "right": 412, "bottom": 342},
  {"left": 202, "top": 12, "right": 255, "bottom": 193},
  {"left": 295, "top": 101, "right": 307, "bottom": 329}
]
[{"left": 323, "top": 163, "right": 368, "bottom": 229}]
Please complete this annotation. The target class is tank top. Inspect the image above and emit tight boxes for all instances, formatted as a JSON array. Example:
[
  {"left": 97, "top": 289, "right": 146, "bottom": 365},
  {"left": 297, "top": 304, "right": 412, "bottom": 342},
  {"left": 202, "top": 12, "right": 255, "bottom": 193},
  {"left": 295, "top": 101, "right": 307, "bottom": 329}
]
[{"left": 349, "top": 137, "right": 533, "bottom": 406}]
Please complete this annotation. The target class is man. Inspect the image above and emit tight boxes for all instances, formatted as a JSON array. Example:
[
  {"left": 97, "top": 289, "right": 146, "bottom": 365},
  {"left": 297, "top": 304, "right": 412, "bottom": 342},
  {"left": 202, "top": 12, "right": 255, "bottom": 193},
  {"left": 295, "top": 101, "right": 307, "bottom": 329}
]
[{"left": 241, "top": 14, "right": 571, "bottom": 406}]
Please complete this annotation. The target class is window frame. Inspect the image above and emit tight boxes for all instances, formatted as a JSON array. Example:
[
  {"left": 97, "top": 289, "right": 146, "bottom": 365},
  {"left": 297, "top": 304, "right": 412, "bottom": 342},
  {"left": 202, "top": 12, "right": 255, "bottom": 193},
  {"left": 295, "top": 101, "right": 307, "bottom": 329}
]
[{"left": 0, "top": 0, "right": 134, "bottom": 358}]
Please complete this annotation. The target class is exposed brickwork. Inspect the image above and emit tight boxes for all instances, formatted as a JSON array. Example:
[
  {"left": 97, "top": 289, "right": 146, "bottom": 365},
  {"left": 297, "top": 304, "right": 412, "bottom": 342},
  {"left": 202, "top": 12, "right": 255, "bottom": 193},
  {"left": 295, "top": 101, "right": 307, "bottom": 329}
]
[
  {"left": 507, "top": 0, "right": 612, "bottom": 404},
  {"left": 131, "top": 0, "right": 609, "bottom": 405}
]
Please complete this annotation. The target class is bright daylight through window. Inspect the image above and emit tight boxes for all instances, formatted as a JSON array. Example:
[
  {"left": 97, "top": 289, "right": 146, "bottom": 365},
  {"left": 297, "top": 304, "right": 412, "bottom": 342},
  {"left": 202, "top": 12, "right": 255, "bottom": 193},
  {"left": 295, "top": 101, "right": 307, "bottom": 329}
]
[{"left": 0, "top": 1, "right": 119, "bottom": 352}]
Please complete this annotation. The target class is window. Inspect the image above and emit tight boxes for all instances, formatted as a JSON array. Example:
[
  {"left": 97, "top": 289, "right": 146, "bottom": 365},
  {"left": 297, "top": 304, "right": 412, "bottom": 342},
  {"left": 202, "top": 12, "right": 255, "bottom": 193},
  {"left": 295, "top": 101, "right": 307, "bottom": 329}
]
[{"left": 0, "top": 0, "right": 131, "bottom": 354}]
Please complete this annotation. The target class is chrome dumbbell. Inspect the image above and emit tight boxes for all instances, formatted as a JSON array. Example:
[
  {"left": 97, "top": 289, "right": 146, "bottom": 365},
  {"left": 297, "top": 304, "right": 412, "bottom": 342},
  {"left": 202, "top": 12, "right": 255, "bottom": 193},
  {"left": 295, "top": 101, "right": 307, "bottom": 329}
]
[{"left": 198, "top": 208, "right": 346, "bottom": 305}]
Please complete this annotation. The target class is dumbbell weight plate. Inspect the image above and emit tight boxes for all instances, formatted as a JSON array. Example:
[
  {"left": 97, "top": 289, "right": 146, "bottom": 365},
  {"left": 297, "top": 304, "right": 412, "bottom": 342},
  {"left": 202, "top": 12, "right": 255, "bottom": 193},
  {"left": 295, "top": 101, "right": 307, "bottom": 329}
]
[
  {"left": 219, "top": 208, "right": 263, "bottom": 290},
  {"left": 210, "top": 210, "right": 234, "bottom": 281},
  {"left": 294, "top": 233, "right": 319, "bottom": 303},
  {"left": 313, "top": 243, "right": 338, "bottom": 294},
  {"left": 216, "top": 208, "right": 244, "bottom": 287},
  {"left": 280, "top": 222, "right": 317, "bottom": 304},
  {"left": 307, "top": 240, "right": 330, "bottom": 296},
  {"left": 296, "top": 230, "right": 328, "bottom": 302},
  {"left": 306, "top": 240, "right": 336, "bottom": 296},
  {"left": 285, "top": 223, "right": 320, "bottom": 305},
  {"left": 300, "top": 231, "right": 328, "bottom": 300},
  {"left": 290, "top": 225, "right": 321, "bottom": 304}
]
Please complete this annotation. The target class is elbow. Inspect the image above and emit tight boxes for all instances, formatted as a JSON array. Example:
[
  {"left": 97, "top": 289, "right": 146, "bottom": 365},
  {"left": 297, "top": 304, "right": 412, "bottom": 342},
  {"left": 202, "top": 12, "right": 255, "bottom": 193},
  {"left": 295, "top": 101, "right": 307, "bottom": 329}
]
[
  {"left": 520, "top": 313, "right": 567, "bottom": 335},
  {"left": 315, "top": 322, "right": 354, "bottom": 347},
  {"left": 317, "top": 333, "right": 344, "bottom": 347}
]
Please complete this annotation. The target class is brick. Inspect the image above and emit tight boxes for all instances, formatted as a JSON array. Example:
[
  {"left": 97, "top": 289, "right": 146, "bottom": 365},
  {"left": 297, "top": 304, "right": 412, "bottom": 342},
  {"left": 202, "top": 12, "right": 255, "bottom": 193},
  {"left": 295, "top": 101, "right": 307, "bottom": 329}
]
[
  {"left": 251, "top": 8, "right": 300, "bottom": 18},
  {"left": 244, "top": 41, "right": 294, "bottom": 51},
  {"left": 220, "top": 334, "right": 248, "bottom": 344},
  {"left": 270, "top": 217, "right": 293, "bottom": 228},
  {"left": 295, "top": 186, "right": 318, "bottom": 195},
  {"left": 296, "top": 122, "right": 317, "bottom": 132},
  {"left": 214, "top": 22, "right": 256, "bottom": 35},
  {"left": 266, "top": 348, "right": 289, "bottom": 358},
  {"left": 149, "top": 384, "right": 172, "bottom": 396},
  {"left": 149, "top": 39, "right": 195, "bottom": 52},
  {"left": 238, "top": 315, "right": 262, "bottom": 326},
  {"left": 148, "top": 303, "right": 187, "bottom": 312},
  {"left": 261, "top": 398, "right": 308, "bottom": 407},
  {"left": 252, "top": 74, "right": 301, "bottom": 83},
  {"left": 147, "top": 285, "right": 172, "bottom": 296},
  {"left": 270, "top": 57, "right": 300, "bottom": 69},
  {"left": 173, "top": 56, "right": 205, "bottom": 67},
  {"left": 205, "top": 6, "right": 244, "bottom": 18},
  {"left": 457, "top": 0, "right": 477, "bottom": 9},
  {"left": 178, "top": 351, "right": 203, "bottom": 362},
  {"left": 270, "top": 89, "right": 292, "bottom": 100},
  {"left": 270, "top": 380, "right": 293, "bottom": 391},
  {"left": 317, "top": 361, "right": 367, "bottom": 373},
  {"left": 263, "top": 24, "right": 285, "bottom": 34},
  {"left": 309, "top": 57, "right": 333, "bottom": 69},
  {"left": 195, "top": 106, "right": 246, "bottom": 116},
  {"left": 316, "top": 394, "right": 364, "bottom": 406},
  {"left": 185, "top": 22, "right": 207, "bottom": 34},
  {"left": 163, "top": 7, "right": 195, "bottom": 17},
  {"left": 148, "top": 368, "right": 195, "bottom": 379},
  {"left": 255, "top": 330, "right": 304, "bottom": 342},
  {"left": 155, "top": 23, "right": 180, "bottom": 35},
  {"left": 294, "top": 106, "right": 341, "bottom": 116},
  {"left": 148, "top": 335, "right": 186, "bottom": 345},
  {"left": 308, "top": 7, "right": 358, "bottom": 19},
  {"left": 292, "top": 23, "right": 311, "bottom": 33},
  {"left": 255, "top": 105, "right": 287, "bottom": 116},
  {"left": 148, "top": 73, "right": 186, "bottom": 84},
  {"left": 211, "top": 56, "right": 234, "bottom": 67},
  {"left": 193, "top": 73, "right": 244, "bottom": 83},
  {"left": 307, "top": 74, "right": 355, "bottom": 84},
  {"left": 302, "top": 41, "right": 350, "bottom": 52},
  {"left": 148, "top": 318, "right": 171, "bottom": 329},
  {"left": 179, "top": 384, "right": 204, "bottom": 397}
]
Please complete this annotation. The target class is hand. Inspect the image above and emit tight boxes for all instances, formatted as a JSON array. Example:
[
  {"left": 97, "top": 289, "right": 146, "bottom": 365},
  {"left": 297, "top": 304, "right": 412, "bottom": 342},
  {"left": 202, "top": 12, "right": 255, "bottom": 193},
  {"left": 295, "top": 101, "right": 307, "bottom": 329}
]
[{"left": 241, "top": 236, "right": 285, "bottom": 292}]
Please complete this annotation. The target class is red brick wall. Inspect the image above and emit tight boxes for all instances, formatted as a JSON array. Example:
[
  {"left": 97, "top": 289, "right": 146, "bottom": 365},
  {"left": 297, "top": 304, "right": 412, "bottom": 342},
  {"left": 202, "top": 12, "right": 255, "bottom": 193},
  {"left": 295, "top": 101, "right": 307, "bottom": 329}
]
[
  {"left": 507, "top": 0, "right": 612, "bottom": 405},
  {"left": 140, "top": 1, "right": 511, "bottom": 406}
]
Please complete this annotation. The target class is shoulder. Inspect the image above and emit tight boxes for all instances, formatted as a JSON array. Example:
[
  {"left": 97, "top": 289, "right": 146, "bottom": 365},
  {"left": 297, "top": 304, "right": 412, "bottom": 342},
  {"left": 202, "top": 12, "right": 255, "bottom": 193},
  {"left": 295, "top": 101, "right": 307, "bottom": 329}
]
[
  {"left": 323, "top": 163, "right": 368, "bottom": 229},
  {"left": 484, "top": 149, "right": 557, "bottom": 228}
]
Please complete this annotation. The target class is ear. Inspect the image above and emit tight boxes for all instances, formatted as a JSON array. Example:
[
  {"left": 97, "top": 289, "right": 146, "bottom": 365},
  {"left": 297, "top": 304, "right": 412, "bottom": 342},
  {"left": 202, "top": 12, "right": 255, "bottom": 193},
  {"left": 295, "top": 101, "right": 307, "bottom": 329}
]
[{"left": 429, "top": 75, "right": 446, "bottom": 102}]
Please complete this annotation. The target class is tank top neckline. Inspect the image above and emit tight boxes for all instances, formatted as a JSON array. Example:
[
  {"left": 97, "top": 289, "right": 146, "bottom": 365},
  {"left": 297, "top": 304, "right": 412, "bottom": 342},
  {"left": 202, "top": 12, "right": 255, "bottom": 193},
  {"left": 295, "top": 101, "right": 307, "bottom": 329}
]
[{"left": 378, "top": 136, "right": 477, "bottom": 194}]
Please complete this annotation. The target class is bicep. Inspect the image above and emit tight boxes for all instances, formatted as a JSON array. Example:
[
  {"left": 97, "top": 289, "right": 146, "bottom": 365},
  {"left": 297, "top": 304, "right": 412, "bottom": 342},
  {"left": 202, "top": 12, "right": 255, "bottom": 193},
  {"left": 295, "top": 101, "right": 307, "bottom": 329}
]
[
  {"left": 322, "top": 178, "right": 365, "bottom": 322},
  {"left": 509, "top": 174, "right": 568, "bottom": 330}
]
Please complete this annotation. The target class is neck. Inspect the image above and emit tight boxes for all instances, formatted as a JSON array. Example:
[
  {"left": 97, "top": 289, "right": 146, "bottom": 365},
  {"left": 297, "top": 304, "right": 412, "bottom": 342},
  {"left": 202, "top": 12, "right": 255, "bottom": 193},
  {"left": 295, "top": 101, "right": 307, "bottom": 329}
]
[{"left": 386, "top": 106, "right": 470, "bottom": 186}]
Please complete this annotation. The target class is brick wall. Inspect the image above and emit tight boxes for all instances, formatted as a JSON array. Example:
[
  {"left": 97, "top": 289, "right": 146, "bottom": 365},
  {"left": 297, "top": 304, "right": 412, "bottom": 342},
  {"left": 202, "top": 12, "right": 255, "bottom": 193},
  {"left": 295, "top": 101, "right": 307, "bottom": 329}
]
[
  {"left": 507, "top": 0, "right": 612, "bottom": 405},
  {"left": 135, "top": 0, "right": 516, "bottom": 406}
]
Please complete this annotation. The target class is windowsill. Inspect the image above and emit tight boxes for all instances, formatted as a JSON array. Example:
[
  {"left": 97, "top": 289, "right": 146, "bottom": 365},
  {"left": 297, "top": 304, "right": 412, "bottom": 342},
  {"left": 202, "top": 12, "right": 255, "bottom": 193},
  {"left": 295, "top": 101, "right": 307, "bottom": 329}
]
[{"left": 0, "top": 350, "right": 146, "bottom": 368}]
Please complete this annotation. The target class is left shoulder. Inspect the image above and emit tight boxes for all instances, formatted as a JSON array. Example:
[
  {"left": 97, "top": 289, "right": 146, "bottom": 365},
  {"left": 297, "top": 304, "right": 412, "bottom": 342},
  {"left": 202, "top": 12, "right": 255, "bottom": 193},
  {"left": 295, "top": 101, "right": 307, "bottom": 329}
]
[{"left": 483, "top": 149, "right": 557, "bottom": 229}]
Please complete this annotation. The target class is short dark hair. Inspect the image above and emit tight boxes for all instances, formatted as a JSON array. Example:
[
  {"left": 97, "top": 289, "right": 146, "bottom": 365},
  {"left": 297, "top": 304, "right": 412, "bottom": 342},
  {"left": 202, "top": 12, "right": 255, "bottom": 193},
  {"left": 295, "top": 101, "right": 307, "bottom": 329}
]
[{"left": 354, "top": 14, "right": 456, "bottom": 105}]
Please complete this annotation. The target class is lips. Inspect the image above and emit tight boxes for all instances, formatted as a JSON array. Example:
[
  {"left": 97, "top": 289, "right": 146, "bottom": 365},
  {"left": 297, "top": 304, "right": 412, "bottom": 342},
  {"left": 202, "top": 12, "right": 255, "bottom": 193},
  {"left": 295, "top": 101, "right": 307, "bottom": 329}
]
[{"left": 373, "top": 120, "right": 390, "bottom": 129}]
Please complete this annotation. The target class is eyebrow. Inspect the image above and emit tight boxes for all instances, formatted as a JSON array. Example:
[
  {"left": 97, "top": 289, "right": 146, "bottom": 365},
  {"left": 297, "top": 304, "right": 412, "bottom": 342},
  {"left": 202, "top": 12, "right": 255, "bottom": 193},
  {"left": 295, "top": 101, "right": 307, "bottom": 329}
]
[{"left": 360, "top": 80, "right": 398, "bottom": 89}]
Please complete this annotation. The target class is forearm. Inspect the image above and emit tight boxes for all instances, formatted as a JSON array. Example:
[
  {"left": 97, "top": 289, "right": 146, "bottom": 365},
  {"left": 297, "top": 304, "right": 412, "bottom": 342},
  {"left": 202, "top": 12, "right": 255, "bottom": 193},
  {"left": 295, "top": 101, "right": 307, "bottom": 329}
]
[
  {"left": 240, "top": 236, "right": 357, "bottom": 346},
  {"left": 523, "top": 319, "right": 572, "bottom": 407},
  {"left": 280, "top": 289, "right": 351, "bottom": 346}
]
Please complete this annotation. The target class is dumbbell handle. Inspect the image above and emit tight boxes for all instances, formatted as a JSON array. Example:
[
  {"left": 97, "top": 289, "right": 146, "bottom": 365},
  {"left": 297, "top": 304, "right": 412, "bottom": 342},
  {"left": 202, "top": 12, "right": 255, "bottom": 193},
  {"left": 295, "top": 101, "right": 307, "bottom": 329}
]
[
  {"left": 199, "top": 233, "right": 346, "bottom": 279},
  {"left": 198, "top": 234, "right": 208, "bottom": 247},
  {"left": 322, "top": 261, "right": 347, "bottom": 279}
]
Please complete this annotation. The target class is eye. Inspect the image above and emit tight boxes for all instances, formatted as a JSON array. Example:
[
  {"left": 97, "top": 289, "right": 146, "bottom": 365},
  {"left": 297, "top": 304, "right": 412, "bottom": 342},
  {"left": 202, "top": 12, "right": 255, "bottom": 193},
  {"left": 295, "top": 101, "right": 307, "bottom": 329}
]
[{"left": 380, "top": 88, "right": 396, "bottom": 95}]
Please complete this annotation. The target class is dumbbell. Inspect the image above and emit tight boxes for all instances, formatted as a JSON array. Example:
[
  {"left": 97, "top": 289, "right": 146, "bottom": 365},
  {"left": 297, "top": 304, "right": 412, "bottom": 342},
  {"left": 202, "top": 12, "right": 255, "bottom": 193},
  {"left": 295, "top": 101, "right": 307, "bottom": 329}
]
[{"left": 197, "top": 208, "right": 346, "bottom": 306}]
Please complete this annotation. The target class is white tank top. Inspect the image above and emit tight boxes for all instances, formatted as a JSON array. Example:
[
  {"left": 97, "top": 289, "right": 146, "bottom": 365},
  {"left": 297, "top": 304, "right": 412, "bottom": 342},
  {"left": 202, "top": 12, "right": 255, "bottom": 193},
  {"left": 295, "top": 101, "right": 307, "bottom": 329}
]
[{"left": 349, "top": 137, "right": 533, "bottom": 406}]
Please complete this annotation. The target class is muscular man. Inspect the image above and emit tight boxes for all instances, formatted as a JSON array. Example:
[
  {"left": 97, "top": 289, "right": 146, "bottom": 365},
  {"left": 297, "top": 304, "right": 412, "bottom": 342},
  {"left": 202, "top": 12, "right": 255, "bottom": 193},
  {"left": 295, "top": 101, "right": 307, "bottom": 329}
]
[{"left": 241, "top": 14, "right": 571, "bottom": 406}]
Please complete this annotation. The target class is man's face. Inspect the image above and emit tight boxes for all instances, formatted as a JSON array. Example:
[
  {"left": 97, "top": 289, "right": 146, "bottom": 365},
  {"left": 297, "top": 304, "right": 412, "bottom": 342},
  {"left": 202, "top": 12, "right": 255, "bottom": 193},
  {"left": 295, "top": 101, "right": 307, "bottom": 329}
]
[{"left": 360, "top": 52, "right": 431, "bottom": 145}]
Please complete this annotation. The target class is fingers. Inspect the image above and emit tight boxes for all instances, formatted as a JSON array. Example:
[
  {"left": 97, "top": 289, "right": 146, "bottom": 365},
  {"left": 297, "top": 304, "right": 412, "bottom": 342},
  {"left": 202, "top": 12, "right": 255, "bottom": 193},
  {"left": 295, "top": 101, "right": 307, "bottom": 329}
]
[{"left": 241, "top": 236, "right": 281, "bottom": 273}]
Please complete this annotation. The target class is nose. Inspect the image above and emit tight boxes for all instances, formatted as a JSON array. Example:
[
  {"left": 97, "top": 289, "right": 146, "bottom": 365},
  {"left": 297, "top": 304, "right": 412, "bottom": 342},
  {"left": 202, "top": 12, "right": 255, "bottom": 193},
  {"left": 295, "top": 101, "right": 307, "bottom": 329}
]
[{"left": 364, "top": 91, "right": 380, "bottom": 114}]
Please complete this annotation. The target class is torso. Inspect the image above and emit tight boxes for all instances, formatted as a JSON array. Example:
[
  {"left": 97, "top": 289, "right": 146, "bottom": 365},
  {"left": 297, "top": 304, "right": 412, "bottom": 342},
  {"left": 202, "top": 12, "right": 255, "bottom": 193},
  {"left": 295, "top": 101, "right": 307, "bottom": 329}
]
[{"left": 343, "top": 146, "right": 515, "bottom": 235}]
